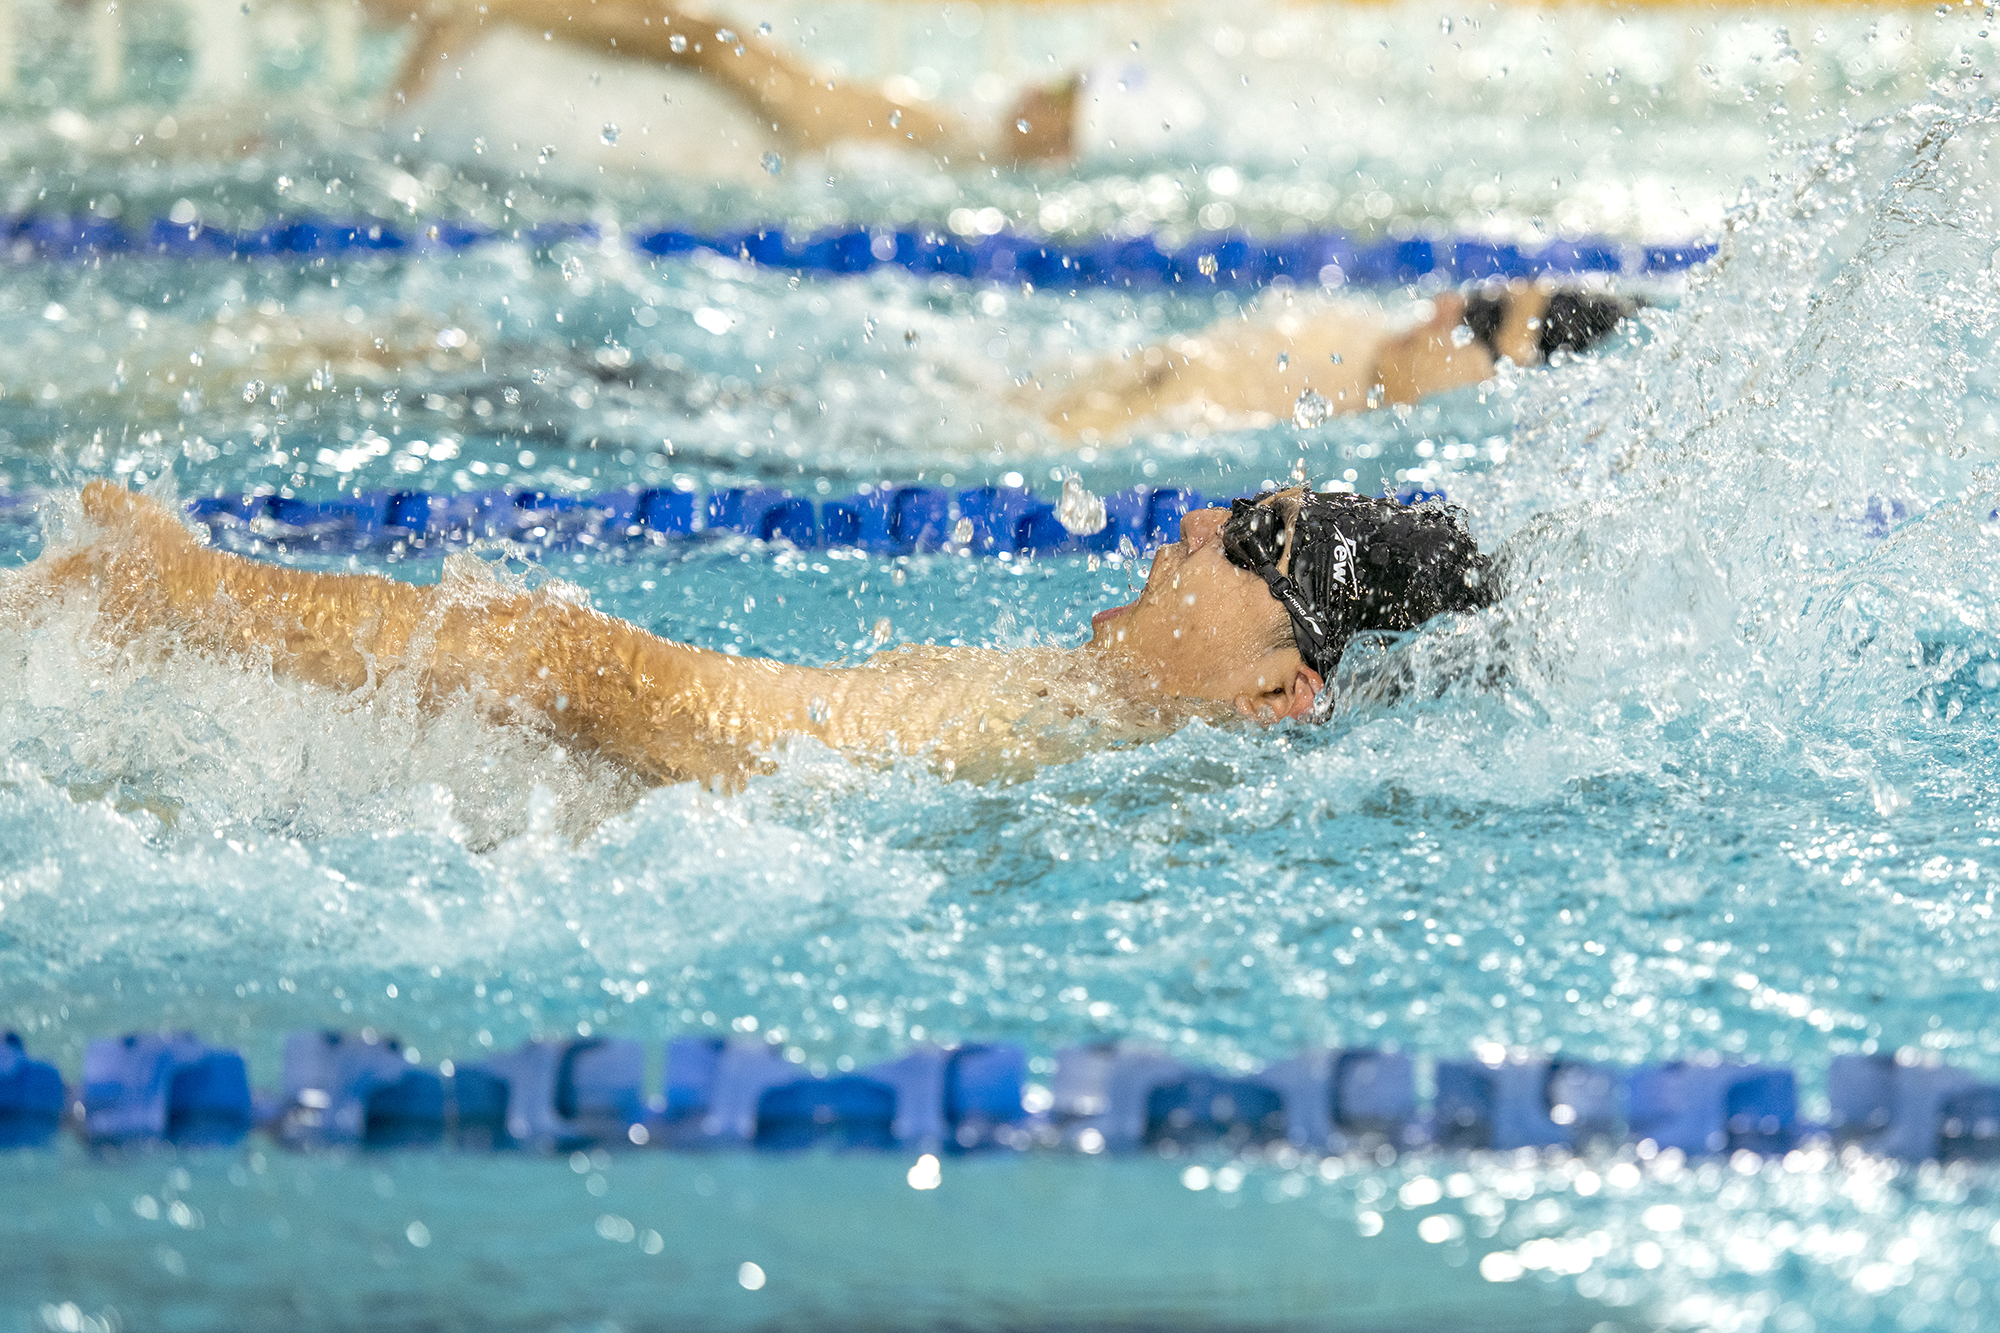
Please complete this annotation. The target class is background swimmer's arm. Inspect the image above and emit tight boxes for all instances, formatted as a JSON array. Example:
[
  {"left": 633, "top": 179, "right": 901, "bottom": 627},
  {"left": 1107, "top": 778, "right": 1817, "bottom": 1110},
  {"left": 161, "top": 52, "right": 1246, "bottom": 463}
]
[
  {"left": 442, "top": 0, "right": 1068, "bottom": 163},
  {"left": 1368, "top": 294, "right": 1497, "bottom": 407},
  {"left": 1036, "top": 309, "right": 1385, "bottom": 441},
  {"left": 385, "top": 13, "right": 485, "bottom": 107}
]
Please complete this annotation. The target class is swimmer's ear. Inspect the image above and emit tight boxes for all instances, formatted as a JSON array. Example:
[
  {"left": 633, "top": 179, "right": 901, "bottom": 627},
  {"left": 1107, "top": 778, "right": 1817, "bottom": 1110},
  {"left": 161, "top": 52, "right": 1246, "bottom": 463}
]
[
  {"left": 1273, "top": 665, "right": 1326, "bottom": 722},
  {"left": 1237, "top": 665, "right": 1325, "bottom": 724}
]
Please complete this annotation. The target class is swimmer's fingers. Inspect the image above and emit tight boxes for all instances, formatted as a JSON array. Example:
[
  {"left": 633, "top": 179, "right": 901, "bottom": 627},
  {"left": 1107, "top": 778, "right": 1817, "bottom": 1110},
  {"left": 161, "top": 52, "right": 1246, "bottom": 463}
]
[{"left": 998, "top": 76, "right": 1079, "bottom": 165}]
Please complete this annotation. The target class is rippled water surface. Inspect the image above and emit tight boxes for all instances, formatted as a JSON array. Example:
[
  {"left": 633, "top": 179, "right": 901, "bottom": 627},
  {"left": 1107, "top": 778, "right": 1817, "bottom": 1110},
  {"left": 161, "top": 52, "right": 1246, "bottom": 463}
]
[{"left": 7, "top": 2, "right": 2000, "bottom": 1331}]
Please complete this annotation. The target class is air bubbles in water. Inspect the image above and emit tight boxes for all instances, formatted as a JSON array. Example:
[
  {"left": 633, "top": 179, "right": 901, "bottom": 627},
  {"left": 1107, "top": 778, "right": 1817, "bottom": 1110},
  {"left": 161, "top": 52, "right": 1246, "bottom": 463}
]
[
  {"left": 1057, "top": 472, "right": 1107, "bottom": 536},
  {"left": 1293, "top": 389, "right": 1330, "bottom": 429},
  {"left": 761, "top": 152, "right": 784, "bottom": 175},
  {"left": 241, "top": 379, "right": 264, "bottom": 404},
  {"left": 600, "top": 124, "right": 619, "bottom": 146}
]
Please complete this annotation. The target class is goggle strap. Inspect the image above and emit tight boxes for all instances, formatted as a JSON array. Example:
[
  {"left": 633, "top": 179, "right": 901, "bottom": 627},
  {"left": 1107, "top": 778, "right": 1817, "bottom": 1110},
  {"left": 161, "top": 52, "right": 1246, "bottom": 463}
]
[{"left": 1255, "top": 566, "right": 1335, "bottom": 676}]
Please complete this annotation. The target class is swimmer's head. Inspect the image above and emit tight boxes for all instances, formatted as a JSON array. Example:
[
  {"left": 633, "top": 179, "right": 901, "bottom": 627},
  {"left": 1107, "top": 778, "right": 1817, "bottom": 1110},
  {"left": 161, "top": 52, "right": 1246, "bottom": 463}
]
[
  {"left": 1086, "top": 488, "right": 1495, "bottom": 721},
  {"left": 1462, "top": 284, "right": 1637, "bottom": 365}
]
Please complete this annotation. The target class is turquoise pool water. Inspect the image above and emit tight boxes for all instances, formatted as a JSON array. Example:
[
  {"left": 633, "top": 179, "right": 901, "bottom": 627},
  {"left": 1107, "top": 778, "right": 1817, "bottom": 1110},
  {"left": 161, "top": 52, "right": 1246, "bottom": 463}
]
[{"left": 7, "top": 3, "right": 2000, "bottom": 1330}]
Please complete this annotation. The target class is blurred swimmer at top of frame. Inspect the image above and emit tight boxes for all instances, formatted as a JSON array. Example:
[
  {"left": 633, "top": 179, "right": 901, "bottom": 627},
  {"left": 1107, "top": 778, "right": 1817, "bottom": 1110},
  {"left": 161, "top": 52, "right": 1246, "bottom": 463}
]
[
  {"left": 357, "top": 0, "right": 1080, "bottom": 177},
  {"left": 6, "top": 480, "right": 1501, "bottom": 789}
]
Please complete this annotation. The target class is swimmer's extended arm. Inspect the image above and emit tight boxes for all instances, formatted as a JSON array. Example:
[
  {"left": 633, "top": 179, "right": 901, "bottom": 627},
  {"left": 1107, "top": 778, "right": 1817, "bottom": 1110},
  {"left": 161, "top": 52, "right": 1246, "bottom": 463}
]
[{"left": 32, "top": 483, "right": 842, "bottom": 788}]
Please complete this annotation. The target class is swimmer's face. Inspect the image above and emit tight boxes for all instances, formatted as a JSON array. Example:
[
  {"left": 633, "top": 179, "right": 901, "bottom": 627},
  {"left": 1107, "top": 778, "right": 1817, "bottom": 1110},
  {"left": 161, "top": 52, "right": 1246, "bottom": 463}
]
[{"left": 1086, "top": 490, "right": 1324, "bottom": 721}]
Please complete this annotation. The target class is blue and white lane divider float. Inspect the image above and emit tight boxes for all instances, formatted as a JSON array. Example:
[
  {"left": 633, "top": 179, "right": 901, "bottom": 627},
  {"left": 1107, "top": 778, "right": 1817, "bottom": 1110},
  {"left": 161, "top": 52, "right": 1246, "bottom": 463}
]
[
  {"left": 0, "top": 214, "right": 1717, "bottom": 289},
  {"left": 3, "top": 1028, "right": 1999, "bottom": 1164},
  {"left": 0, "top": 482, "right": 1449, "bottom": 558},
  {"left": 0, "top": 486, "right": 1934, "bottom": 556}
]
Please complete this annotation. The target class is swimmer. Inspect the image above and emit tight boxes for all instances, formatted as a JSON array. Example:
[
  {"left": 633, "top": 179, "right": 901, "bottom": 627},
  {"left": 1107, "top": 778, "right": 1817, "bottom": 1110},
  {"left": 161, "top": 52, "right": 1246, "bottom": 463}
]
[
  {"left": 6, "top": 481, "right": 1495, "bottom": 789},
  {"left": 368, "top": 0, "right": 1076, "bottom": 167},
  {"left": 1041, "top": 282, "right": 1635, "bottom": 441}
]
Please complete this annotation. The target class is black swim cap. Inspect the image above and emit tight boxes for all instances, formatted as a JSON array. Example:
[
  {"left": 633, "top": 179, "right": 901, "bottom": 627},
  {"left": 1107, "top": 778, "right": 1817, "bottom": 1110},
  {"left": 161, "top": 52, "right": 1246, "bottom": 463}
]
[
  {"left": 1221, "top": 491, "right": 1498, "bottom": 685},
  {"left": 1537, "top": 291, "right": 1633, "bottom": 360}
]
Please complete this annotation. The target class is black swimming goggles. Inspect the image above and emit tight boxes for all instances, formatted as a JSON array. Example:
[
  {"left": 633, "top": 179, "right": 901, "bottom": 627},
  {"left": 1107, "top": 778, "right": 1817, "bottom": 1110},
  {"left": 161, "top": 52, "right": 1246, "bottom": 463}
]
[{"left": 1219, "top": 496, "right": 1338, "bottom": 680}]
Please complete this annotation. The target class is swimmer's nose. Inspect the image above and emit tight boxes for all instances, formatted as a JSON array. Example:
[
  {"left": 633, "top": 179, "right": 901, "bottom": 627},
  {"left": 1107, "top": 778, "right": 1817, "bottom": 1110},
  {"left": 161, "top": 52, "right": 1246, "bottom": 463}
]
[{"left": 1179, "top": 506, "right": 1229, "bottom": 553}]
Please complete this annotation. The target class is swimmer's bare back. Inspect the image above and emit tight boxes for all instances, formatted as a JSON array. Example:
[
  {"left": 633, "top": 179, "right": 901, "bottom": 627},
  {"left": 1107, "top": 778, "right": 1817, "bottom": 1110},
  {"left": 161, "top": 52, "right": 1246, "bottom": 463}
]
[{"left": 11, "top": 484, "right": 1158, "bottom": 788}]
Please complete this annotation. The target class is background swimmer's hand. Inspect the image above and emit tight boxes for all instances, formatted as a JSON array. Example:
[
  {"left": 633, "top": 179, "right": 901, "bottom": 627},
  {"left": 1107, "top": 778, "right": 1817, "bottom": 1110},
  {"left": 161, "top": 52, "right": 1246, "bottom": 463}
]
[{"left": 998, "top": 76, "right": 1078, "bottom": 165}]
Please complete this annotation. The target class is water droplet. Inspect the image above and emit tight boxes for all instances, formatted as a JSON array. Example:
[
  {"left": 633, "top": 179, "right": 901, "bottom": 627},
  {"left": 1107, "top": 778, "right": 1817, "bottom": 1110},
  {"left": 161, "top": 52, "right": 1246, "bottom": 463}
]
[
  {"left": 1289, "top": 456, "right": 1309, "bottom": 484},
  {"left": 1197, "top": 253, "right": 1219, "bottom": 277},
  {"left": 600, "top": 123, "right": 619, "bottom": 146},
  {"left": 903, "top": 329, "right": 919, "bottom": 347},
  {"left": 242, "top": 379, "right": 265, "bottom": 403},
  {"left": 1276, "top": 351, "right": 1289, "bottom": 371},
  {"left": 1017, "top": 118, "right": 1032, "bottom": 133},
  {"left": 761, "top": 151, "right": 784, "bottom": 175},
  {"left": 1328, "top": 353, "right": 1343, "bottom": 365},
  {"left": 871, "top": 617, "right": 893, "bottom": 646},
  {"left": 1292, "top": 389, "right": 1331, "bottom": 430},
  {"left": 757, "top": 21, "right": 771, "bottom": 35},
  {"left": 1057, "top": 472, "right": 1107, "bottom": 536},
  {"left": 669, "top": 33, "right": 687, "bottom": 52},
  {"left": 889, "top": 109, "right": 902, "bottom": 128},
  {"left": 537, "top": 144, "right": 557, "bottom": 163},
  {"left": 1450, "top": 322, "right": 1474, "bottom": 348},
  {"left": 715, "top": 27, "right": 737, "bottom": 43},
  {"left": 807, "top": 696, "right": 831, "bottom": 725},
  {"left": 952, "top": 517, "right": 975, "bottom": 545}
]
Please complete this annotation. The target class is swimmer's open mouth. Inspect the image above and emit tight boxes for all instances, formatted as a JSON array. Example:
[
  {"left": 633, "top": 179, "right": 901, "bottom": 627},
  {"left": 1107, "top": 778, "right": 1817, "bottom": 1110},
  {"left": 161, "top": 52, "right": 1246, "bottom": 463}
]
[{"left": 1091, "top": 602, "right": 1133, "bottom": 630}]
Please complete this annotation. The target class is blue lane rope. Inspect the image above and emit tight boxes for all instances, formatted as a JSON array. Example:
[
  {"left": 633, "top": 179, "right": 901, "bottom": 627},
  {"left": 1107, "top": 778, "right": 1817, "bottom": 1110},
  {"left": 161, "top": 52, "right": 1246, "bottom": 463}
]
[
  {"left": 3, "top": 1028, "right": 1995, "bottom": 1163},
  {"left": 146, "top": 482, "right": 1445, "bottom": 556},
  {"left": 0, "top": 482, "right": 1388, "bottom": 556},
  {"left": 0, "top": 486, "right": 1931, "bottom": 556},
  {"left": 0, "top": 214, "right": 1717, "bottom": 288}
]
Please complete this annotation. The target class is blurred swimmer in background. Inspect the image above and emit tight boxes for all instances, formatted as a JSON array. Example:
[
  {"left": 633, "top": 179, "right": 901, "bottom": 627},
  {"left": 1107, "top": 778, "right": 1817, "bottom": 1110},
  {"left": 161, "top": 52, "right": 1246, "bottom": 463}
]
[
  {"left": 361, "top": 0, "right": 1078, "bottom": 179},
  {"left": 1039, "top": 281, "right": 1637, "bottom": 441},
  {"left": 7, "top": 481, "right": 1496, "bottom": 789}
]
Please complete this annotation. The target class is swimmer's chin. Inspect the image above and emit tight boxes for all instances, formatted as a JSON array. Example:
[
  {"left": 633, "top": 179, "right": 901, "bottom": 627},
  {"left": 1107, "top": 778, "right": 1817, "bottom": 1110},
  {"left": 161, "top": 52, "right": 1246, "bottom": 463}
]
[{"left": 1088, "top": 601, "right": 1134, "bottom": 638}]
